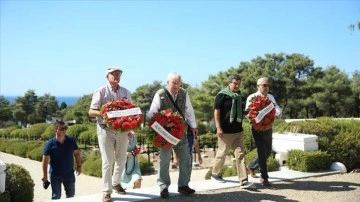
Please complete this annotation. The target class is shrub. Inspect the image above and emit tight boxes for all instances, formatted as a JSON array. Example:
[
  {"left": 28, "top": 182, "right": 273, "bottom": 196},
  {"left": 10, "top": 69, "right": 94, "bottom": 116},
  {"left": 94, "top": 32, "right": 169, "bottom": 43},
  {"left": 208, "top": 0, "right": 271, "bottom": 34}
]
[
  {"left": 223, "top": 164, "right": 237, "bottom": 177},
  {"left": 330, "top": 131, "right": 360, "bottom": 171},
  {"left": 66, "top": 124, "right": 89, "bottom": 140},
  {"left": 4, "top": 142, "right": 17, "bottom": 154},
  {"left": 0, "top": 139, "right": 9, "bottom": 152},
  {"left": 273, "top": 118, "right": 288, "bottom": 133},
  {"left": 139, "top": 155, "right": 154, "bottom": 175},
  {"left": 267, "top": 156, "right": 280, "bottom": 172},
  {"left": 82, "top": 150, "right": 102, "bottom": 177},
  {"left": 0, "top": 126, "right": 21, "bottom": 139},
  {"left": 79, "top": 130, "right": 97, "bottom": 148},
  {"left": 41, "top": 125, "right": 55, "bottom": 141},
  {"left": 287, "top": 149, "right": 331, "bottom": 172},
  {"left": 5, "top": 163, "right": 34, "bottom": 202},
  {"left": 242, "top": 122, "right": 256, "bottom": 151},
  {"left": 13, "top": 142, "right": 29, "bottom": 157},
  {"left": 19, "top": 129, "right": 28, "bottom": 140},
  {"left": 26, "top": 146, "right": 44, "bottom": 161},
  {"left": 9, "top": 129, "right": 22, "bottom": 139},
  {"left": 27, "top": 123, "right": 49, "bottom": 140},
  {"left": 0, "top": 192, "right": 10, "bottom": 202},
  {"left": 26, "top": 141, "right": 45, "bottom": 161},
  {"left": 246, "top": 149, "right": 279, "bottom": 172}
]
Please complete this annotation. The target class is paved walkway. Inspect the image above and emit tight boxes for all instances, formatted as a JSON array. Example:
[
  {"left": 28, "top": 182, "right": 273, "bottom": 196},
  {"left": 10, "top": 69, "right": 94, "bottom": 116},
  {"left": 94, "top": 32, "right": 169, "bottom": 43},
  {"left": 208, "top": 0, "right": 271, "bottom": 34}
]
[{"left": 0, "top": 152, "right": 342, "bottom": 202}]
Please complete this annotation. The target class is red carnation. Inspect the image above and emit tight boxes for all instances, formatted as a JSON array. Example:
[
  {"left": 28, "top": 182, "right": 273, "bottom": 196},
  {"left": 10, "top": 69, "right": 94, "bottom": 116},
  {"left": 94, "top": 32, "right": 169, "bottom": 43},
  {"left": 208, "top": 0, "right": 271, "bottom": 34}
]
[
  {"left": 100, "top": 98, "right": 143, "bottom": 132},
  {"left": 148, "top": 109, "right": 185, "bottom": 149},
  {"left": 247, "top": 96, "right": 276, "bottom": 131}
]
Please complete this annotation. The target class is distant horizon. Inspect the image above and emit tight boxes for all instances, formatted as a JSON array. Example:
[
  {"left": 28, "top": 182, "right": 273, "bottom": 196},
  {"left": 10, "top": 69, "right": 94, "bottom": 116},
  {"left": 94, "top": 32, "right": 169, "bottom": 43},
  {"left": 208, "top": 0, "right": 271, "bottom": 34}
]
[
  {"left": 4, "top": 95, "right": 80, "bottom": 106},
  {"left": 3, "top": 95, "right": 82, "bottom": 97}
]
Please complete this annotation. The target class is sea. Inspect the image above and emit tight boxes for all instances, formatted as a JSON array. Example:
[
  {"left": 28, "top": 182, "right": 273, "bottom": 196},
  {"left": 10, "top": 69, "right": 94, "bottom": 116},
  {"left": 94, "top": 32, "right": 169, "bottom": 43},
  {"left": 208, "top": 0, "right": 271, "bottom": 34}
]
[{"left": 4, "top": 96, "right": 80, "bottom": 106}]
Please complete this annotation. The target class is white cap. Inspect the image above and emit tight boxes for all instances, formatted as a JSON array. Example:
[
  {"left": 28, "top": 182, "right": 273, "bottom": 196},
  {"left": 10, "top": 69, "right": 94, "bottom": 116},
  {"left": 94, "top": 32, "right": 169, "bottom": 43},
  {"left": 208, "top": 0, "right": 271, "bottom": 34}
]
[{"left": 105, "top": 67, "right": 122, "bottom": 76}]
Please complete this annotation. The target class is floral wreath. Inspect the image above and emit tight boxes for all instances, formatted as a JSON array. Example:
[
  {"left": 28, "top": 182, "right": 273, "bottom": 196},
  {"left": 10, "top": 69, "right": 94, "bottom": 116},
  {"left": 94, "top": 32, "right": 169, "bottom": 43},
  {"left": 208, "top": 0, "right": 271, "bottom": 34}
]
[
  {"left": 101, "top": 99, "right": 144, "bottom": 131},
  {"left": 147, "top": 109, "right": 185, "bottom": 149},
  {"left": 247, "top": 95, "right": 276, "bottom": 131}
]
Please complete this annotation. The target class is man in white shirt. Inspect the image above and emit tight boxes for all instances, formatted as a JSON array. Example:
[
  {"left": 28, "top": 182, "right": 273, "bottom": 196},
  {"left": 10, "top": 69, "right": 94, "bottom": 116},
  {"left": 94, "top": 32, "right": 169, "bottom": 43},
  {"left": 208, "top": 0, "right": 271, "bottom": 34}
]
[{"left": 245, "top": 77, "right": 281, "bottom": 186}]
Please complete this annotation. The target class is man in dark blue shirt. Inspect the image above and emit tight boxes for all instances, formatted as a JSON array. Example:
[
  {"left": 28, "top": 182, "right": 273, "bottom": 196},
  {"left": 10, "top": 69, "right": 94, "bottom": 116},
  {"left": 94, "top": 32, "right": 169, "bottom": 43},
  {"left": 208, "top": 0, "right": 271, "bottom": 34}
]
[{"left": 41, "top": 121, "right": 81, "bottom": 200}]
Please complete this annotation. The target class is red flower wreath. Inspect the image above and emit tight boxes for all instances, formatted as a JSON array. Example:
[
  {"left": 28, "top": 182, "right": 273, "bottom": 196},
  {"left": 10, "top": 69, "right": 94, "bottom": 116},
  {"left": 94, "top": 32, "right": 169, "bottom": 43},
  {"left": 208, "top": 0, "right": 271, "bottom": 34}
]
[
  {"left": 101, "top": 99, "right": 144, "bottom": 131},
  {"left": 147, "top": 109, "right": 186, "bottom": 149},
  {"left": 247, "top": 96, "right": 276, "bottom": 131}
]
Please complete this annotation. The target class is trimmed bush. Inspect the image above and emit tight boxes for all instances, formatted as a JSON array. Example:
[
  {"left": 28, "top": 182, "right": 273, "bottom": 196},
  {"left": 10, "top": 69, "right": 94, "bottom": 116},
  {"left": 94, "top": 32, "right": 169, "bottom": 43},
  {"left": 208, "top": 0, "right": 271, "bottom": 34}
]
[
  {"left": 41, "top": 125, "right": 55, "bottom": 141},
  {"left": 223, "top": 164, "right": 237, "bottom": 177},
  {"left": 82, "top": 150, "right": 102, "bottom": 177},
  {"left": 287, "top": 149, "right": 331, "bottom": 172},
  {"left": 66, "top": 124, "right": 89, "bottom": 140},
  {"left": 5, "top": 163, "right": 34, "bottom": 202},
  {"left": 0, "top": 139, "right": 9, "bottom": 152},
  {"left": 0, "top": 191, "right": 10, "bottom": 202},
  {"left": 0, "top": 126, "right": 21, "bottom": 139},
  {"left": 246, "top": 149, "right": 280, "bottom": 172},
  {"left": 26, "top": 141, "right": 45, "bottom": 161},
  {"left": 330, "top": 131, "right": 360, "bottom": 171},
  {"left": 26, "top": 146, "right": 44, "bottom": 161},
  {"left": 198, "top": 133, "right": 217, "bottom": 148},
  {"left": 267, "top": 156, "right": 280, "bottom": 172},
  {"left": 27, "top": 123, "right": 49, "bottom": 140},
  {"left": 13, "top": 142, "right": 29, "bottom": 157},
  {"left": 4, "top": 142, "right": 17, "bottom": 154},
  {"left": 139, "top": 155, "right": 153, "bottom": 175}
]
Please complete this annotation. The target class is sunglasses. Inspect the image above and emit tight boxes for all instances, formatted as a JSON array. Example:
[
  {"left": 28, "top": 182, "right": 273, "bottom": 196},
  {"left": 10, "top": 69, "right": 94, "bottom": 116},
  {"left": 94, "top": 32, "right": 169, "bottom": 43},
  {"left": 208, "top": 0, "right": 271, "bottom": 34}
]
[{"left": 259, "top": 84, "right": 270, "bottom": 87}]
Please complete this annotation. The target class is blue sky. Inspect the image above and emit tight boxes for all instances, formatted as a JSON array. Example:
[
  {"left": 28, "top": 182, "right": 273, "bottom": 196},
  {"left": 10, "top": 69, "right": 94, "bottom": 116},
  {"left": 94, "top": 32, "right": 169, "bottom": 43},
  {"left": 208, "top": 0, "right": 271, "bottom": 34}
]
[{"left": 1, "top": 0, "right": 359, "bottom": 96}]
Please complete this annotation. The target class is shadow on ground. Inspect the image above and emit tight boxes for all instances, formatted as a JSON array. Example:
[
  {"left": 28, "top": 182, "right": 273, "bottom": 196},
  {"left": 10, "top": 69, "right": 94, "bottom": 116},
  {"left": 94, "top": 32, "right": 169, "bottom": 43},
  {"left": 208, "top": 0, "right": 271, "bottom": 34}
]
[{"left": 143, "top": 179, "right": 360, "bottom": 202}]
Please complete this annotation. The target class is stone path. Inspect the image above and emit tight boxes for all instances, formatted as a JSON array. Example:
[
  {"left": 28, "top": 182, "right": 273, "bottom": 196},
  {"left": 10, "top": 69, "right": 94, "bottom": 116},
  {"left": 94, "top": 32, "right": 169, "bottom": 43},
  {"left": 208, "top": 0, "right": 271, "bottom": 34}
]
[{"left": 1, "top": 151, "right": 348, "bottom": 202}]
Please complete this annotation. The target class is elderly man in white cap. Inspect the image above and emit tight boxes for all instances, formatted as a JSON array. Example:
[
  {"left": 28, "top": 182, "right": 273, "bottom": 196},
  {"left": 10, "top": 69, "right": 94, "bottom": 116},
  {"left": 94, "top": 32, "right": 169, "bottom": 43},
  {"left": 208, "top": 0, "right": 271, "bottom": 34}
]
[{"left": 88, "top": 67, "right": 132, "bottom": 202}]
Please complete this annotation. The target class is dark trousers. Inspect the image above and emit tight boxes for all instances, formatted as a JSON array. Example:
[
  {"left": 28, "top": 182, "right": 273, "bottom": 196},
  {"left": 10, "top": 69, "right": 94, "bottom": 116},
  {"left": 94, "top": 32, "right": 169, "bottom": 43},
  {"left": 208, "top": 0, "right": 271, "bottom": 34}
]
[
  {"left": 187, "top": 131, "right": 194, "bottom": 181},
  {"left": 50, "top": 173, "right": 75, "bottom": 199},
  {"left": 248, "top": 128, "right": 272, "bottom": 179}
]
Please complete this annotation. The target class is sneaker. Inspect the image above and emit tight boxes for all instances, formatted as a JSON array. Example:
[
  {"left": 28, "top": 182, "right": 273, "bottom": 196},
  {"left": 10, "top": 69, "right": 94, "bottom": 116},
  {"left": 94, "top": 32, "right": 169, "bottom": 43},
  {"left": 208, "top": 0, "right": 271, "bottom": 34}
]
[
  {"left": 178, "top": 186, "right": 195, "bottom": 195},
  {"left": 112, "top": 184, "right": 126, "bottom": 195},
  {"left": 240, "top": 181, "right": 254, "bottom": 189},
  {"left": 160, "top": 188, "right": 169, "bottom": 199},
  {"left": 211, "top": 175, "right": 226, "bottom": 183},
  {"left": 247, "top": 167, "right": 258, "bottom": 178},
  {"left": 102, "top": 193, "right": 111, "bottom": 202},
  {"left": 260, "top": 178, "right": 271, "bottom": 186}
]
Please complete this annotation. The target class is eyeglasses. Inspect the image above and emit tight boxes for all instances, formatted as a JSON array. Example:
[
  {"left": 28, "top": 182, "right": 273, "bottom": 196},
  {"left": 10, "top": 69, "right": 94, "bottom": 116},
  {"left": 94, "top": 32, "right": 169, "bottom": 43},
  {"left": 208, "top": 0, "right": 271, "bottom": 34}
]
[
  {"left": 259, "top": 84, "right": 270, "bottom": 87},
  {"left": 58, "top": 127, "right": 67, "bottom": 131},
  {"left": 110, "top": 72, "right": 122, "bottom": 77},
  {"left": 230, "top": 81, "right": 241, "bottom": 86}
]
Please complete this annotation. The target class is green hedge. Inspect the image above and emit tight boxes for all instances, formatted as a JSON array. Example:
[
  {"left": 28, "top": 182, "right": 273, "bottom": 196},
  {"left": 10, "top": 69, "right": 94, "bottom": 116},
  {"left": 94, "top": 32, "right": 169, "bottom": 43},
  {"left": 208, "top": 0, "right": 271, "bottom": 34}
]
[
  {"left": 82, "top": 150, "right": 102, "bottom": 177},
  {"left": 246, "top": 149, "right": 280, "bottom": 172},
  {"left": 5, "top": 164, "right": 34, "bottom": 202},
  {"left": 287, "top": 149, "right": 331, "bottom": 172},
  {"left": 0, "top": 192, "right": 10, "bottom": 202}
]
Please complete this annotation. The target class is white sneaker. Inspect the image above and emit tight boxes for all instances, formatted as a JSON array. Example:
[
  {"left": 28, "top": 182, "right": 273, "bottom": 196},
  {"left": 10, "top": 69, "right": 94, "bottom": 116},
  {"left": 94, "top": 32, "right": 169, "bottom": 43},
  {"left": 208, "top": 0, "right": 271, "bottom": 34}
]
[{"left": 240, "top": 181, "right": 254, "bottom": 189}]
